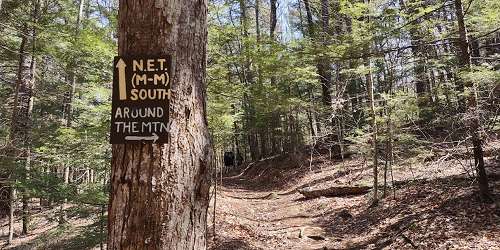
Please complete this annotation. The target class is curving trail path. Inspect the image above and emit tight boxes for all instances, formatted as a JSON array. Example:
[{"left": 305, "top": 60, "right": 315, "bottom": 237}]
[{"left": 208, "top": 155, "right": 500, "bottom": 250}]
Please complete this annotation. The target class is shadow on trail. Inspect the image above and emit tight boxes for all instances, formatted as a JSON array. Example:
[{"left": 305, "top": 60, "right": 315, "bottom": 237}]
[
  {"left": 8, "top": 221, "right": 104, "bottom": 250},
  {"left": 209, "top": 237, "right": 256, "bottom": 250}
]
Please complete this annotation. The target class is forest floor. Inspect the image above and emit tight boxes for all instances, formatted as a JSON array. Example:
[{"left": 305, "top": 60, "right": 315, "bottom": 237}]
[
  {"left": 0, "top": 142, "right": 499, "bottom": 249},
  {"left": 208, "top": 144, "right": 500, "bottom": 249}
]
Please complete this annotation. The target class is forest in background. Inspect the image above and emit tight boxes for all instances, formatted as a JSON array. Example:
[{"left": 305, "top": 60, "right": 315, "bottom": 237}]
[{"left": 0, "top": 0, "right": 499, "bottom": 248}]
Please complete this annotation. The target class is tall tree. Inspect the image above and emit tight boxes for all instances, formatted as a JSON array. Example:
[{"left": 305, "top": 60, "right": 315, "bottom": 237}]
[
  {"left": 108, "top": 0, "right": 212, "bottom": 249},
  {"left": 9, "top": 0, "right": 40, "bottom": 236},
  {"left": 365, "top": 0, "right": 378, "bottom": 205},
  {"left": 269, "top": 0, "right": 280, "bottom": 155},
  {"left": 318, "top": 0, "right": 332, "bottom": 106},
  {"left": 453, "top": 0, "right": 491, "bottom": 202}
]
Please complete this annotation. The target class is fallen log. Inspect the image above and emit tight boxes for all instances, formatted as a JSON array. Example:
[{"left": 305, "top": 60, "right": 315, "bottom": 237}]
[{"left": 298, "top": 185, "right": 371, "bottom": 199}]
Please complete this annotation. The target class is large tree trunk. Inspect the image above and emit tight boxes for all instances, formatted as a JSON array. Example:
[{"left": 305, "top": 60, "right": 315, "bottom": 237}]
[
  {"left": 108, "top": 1, "right": 212, "bottom": 249},
  {"left": 453, "top": 0, "right": 491, "bottom": 202}
]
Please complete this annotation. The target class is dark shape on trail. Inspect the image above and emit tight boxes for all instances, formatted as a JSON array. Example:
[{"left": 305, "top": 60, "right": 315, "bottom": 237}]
[{"left": 224, "top": 151, "right": 235, "bottom": 167}]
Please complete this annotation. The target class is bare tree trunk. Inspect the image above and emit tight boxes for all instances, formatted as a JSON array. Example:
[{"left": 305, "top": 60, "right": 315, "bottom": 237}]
[
  {"left": 365, "top": 56, "right": 378, "bottom": 205},
  {"left": 255, "top": 0, "right": 260, "bottom": 40},
  {"left": 100, "top": 205, "right": 105, "bottom": 250},
  {"left": 212, "top": 153, "right": 217, "bottom": 241},
  {"left": 453, "top": 0, "right": 491, "bottom": 202},
  {"left": 8, "top": 188, "right": 15, "bottom": 244},
  {"left": 307, "top": 110, "right": 316, "bottom": 138},
  {"left": 107, "top": 1, "right": 212, "bottom": 249},
  {"left": 24, "top": 6, "right": 37, "bottom": 230}
]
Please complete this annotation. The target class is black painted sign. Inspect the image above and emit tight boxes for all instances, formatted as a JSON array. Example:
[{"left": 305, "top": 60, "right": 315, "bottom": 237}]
[{"left": 110, "top": 56, "right": 172, "bottom": 144}]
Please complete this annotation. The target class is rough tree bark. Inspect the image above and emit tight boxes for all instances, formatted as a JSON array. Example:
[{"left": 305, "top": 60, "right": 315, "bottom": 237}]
[
  {"left": 453, "top": 0, "right": 491, "bottom": 202},
  {"left": 107, "top": 1, "right": 212, "bottom": 249}
]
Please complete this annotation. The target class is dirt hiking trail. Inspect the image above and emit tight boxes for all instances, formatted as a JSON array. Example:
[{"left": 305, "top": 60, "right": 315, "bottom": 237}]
[{"left": 208, "top": 152, "right": 500, "bottom": 250}]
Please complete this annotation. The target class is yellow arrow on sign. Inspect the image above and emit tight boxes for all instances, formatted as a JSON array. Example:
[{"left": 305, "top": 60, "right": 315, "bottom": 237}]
[{"left": 116, "top": 59, "right": 127, "bottom": 100}]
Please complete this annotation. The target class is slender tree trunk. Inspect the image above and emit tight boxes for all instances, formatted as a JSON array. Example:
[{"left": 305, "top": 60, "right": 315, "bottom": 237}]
[
  {"left": 270, "top": 0, "right": 277, "bottom": 37},
  {"left": 239, "top": 0, "right": 259, "bottom": 160},
  {"left": 364, "top": 0, "right": 378, "bottom": 205},
  {"left": 76, "top": 0, "right": 85, "bottom": 29},
  {"left": 6, "top": 31, "right": 27, "bottom": 242},
  {"left": 454, "top": 0, "right": 491, "bottom": 202},
  {"left": 255, "top": 0, "right": 260, "bottom": 40},
  {"left": 365, "top": 56, "right": 378, "bottom": 204},
  {"left": 303, "top": 0, "right": 314, "bottom": 36},
  {"left": 61, "top": 1, "right": 86, "bottom": 205},
  {"left": 107, "top": 1, "right": 212, "bottom": 249},
  {"left": 8, "top": 188, "right": 15, "bottom": 244},
  {"left": 307, "top": 110, "right": 316, "bottom": 138},
  {"left": 212, "top": 154, "right": 217, "bottom": 240},
  {"left": 100, "top": 205, "right": 105, "bottom": 250},
  {"left": 319, "top": 0, "right": 332, "bottom": 106},
  {"left": 10, "top": 1, "right": 38, "bottom": 232},
  {"left": 269, "top": 0, "right": 281, "bottom": 155}
]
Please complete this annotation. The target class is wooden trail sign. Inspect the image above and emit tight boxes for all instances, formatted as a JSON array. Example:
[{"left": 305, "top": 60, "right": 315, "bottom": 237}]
[{"left": 110, "top": 56, "right": 172, "bottom": 144}]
